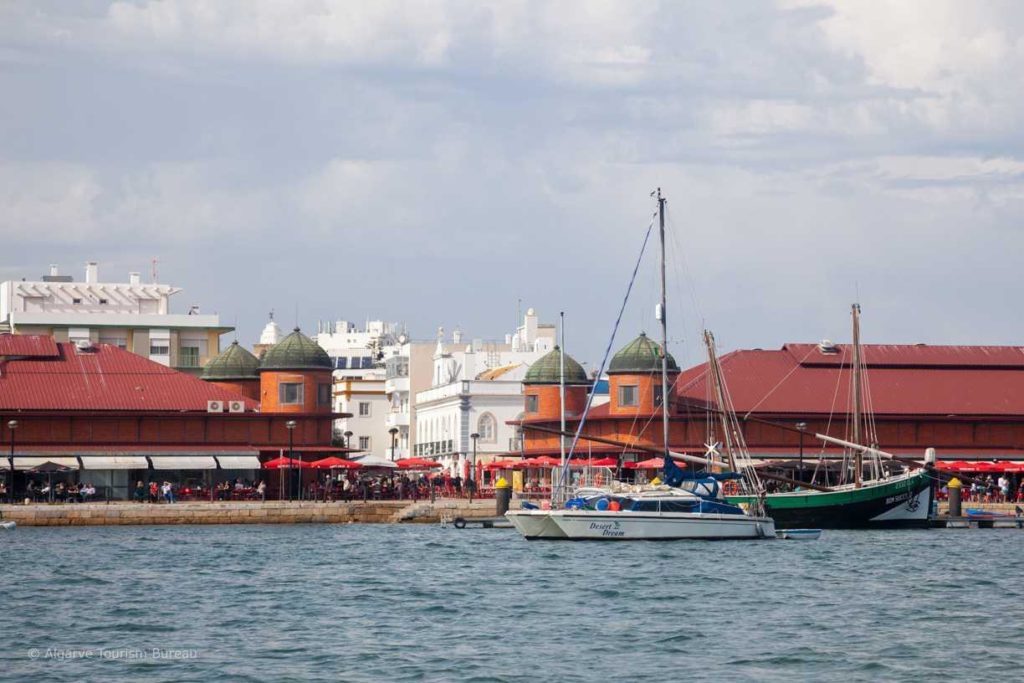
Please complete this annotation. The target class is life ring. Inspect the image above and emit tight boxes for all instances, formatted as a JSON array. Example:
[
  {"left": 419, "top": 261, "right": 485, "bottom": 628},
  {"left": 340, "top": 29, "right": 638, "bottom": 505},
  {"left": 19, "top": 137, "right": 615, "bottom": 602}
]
[{"left": 453, "top": 517, "right": 467, "bottom": 529}]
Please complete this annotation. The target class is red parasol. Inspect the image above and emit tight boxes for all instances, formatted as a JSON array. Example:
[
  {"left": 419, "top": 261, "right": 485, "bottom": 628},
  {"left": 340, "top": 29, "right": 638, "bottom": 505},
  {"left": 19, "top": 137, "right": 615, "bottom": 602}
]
[
  {"left": 484, "top": 459, "right": 521, "bottom": 470},
  {"left": 309, "top": 457, "right": 362, "bottom": 469},
  {"left": 262, "top": 456, "right": 314, "bottom": 469},
  {"left": 395, "top": 458, "right": 443, "bottom": 469},
  {"left": 625, "top": 457, "right": 668, "bottom": 469},
  {"left": 518, "top": 455, "right": 563, "bottom": 468}
]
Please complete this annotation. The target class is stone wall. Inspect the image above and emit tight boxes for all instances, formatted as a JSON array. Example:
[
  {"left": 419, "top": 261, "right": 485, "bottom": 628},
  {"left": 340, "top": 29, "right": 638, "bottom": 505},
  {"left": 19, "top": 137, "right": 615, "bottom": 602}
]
[{"left": 0, "top": 499, "right": 498, "bottom": 527}]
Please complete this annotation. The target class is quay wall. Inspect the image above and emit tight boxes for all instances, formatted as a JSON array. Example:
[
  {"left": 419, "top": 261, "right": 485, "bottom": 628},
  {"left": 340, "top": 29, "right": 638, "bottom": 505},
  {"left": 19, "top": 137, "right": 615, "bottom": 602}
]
[{"left": 0, "top": 499, "right": 497, "bottom": 527}]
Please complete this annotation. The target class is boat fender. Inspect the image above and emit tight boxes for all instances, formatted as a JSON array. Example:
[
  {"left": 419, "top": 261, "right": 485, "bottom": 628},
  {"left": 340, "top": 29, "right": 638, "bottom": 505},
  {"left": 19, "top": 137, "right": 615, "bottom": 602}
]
[
  {"left": 453, "top": 517, "right": 467, "bottom": 529},
  {"left": 608, "top": 500, "right": 621, "bottom": 512},
  {"left": 595, "top": 498, "right": 610, "bottom": 511}
]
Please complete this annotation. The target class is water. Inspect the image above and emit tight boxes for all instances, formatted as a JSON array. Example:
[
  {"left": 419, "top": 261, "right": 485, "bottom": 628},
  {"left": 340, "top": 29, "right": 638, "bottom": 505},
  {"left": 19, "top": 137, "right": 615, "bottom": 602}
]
[{"left": 1, "top": 525, "right": 1022, "bottom": 682}]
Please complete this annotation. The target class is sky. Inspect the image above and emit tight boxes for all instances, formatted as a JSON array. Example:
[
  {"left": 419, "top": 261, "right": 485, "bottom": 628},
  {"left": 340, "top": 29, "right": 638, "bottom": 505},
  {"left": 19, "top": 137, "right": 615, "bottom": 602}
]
[{"left": 3, "top": 1, "right": 1024, "bottom": 370}]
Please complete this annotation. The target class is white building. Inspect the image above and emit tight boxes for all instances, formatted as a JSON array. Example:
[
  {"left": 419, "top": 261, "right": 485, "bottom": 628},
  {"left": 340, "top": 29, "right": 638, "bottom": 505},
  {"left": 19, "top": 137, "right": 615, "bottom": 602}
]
[
  {"left": 406, "top": 308, "right": 559, "bottom": 475},
  {"left": 314, "top": 319, "right": 404, "bottom": 375},
  {"left": 0, "top": 262, "right": 231, "bottom": 374},
  {"left": 314, "top": 319, "right": 406, "bottom": 460}
]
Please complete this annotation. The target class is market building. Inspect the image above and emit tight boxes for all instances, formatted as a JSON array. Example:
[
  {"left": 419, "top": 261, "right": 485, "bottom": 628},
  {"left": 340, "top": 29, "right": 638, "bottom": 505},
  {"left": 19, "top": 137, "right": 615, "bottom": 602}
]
[
  {"left": 518, "top": 336, "right": 1024, "bottom": 466},
  {"left": 1, "top": 328, "right": 347, "bottom": 501}
]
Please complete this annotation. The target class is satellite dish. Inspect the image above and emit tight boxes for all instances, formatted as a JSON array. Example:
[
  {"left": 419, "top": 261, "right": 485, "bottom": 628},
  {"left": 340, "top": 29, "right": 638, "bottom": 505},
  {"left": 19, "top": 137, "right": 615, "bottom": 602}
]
[{"left": 398, "top": 334, "right": 408, "bottom": 344}]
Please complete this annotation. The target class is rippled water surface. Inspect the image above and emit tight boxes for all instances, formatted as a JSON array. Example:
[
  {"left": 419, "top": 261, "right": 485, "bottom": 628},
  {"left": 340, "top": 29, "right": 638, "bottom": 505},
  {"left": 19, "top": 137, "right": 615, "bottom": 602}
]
[{"left": 2, "top": 524, "right": 1022, "bottom": 682}]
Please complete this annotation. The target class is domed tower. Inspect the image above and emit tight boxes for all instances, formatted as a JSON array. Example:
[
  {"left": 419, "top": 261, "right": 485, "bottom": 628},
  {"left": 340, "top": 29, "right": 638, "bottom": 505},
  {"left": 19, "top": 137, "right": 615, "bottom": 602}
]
[
  {"left": 259, "top": 327, "right": 334, "bottom": 414},
  {"left": 201, "top": 340, "right": 261, "bottom": 400},
  {"left": 607, "top": 332, "right": 679, "bottom": 417},
  {"left": 522, "top": 347, "right": 591, "bottom": 421}
]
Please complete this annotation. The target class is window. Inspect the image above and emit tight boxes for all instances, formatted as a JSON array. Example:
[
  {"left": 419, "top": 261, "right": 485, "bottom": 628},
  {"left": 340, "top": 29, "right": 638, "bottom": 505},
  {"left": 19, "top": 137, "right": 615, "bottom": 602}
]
[
  {"left": 358, "top": 402, "right": 371, "bottom": 417},
  {"left": 98, "top": 298, "right": 108, "bottom": 305},
  {"left": 318, "top": 383, "right": 331, "bottom": 405},
  {"left": 526, "top": 394, "right": 539, "bottom": 413},
  {"left": 358, "top": 436, "right": 371, "bottom": 451},
  {"left": 386, "top": 356, "right": 409, "bottom": 379},
  {"left": 72, "top": 298, "right": 82, "bottom": 305},
  {"left": 654, "top": 385, "right": 664, "bottom": 408},
  {"left": 361, "top": 357, "right": 374, "bottom": 369},
  {"left": 477, "top": 413, "right": 496, "bottom": 443},
  {"left": 279, "top": 382, "right": 304, "bottom": 405},
  {"left": 150, "top": 343, "right": 170, "bottom": 356},
  {"left": 179, "top": 346, "right": 200, "bottom": 367},
  {"left": 618, "top": 385, "right": 639, "bottom": 407},
  {"left": 335, "top": 357, "right": 348, "bottom": 369}
]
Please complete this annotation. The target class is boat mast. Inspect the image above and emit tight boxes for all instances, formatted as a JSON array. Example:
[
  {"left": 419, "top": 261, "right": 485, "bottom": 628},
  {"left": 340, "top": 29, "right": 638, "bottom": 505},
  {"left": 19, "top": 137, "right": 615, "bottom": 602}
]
[
  {"left": 657, "top": 189, "right": 670, "bottom": 463},
  {"left": 558, "top": 311, "right": 567, "bottom": 496},
  {"left": 851, "top": 303, "right": 862, "bottom": 488}
]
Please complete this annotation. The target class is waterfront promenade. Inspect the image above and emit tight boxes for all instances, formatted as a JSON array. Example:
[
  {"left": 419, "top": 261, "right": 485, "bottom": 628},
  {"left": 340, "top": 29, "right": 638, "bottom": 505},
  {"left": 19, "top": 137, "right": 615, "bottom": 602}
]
[{"left": 0, "top": 498, "right": 497, "bottom": 527}]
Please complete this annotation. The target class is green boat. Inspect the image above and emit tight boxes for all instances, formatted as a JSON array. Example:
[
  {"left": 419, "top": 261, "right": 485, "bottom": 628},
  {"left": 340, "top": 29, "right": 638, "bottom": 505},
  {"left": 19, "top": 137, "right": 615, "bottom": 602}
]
[{"left": 727, "top": 468, "right": 935, "bottom": 529}]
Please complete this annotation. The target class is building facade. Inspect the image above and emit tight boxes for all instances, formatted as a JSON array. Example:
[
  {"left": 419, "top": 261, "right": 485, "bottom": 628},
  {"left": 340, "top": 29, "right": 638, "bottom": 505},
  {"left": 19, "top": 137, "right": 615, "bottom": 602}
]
[
  {"left": 519, "top": 337, "right": 1024, "bottom": 465},
  {"left": 0, "top": 262, "right": 230, "bottom": 375},
  {"left": 409, "top": 309, "right": 560, "bottom": 475}
]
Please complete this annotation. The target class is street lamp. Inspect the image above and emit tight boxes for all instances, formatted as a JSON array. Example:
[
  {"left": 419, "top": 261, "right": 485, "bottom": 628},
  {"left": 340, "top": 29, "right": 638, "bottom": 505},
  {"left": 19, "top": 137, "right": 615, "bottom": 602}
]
[
  {"left": 7, "top": 420, "right": 17, "bottom": 505},
  {"left": 469, "top": 432, "right": 480, "bottom": 503},
  {"left": 343, "top": 430, "right": 354, "bottom": 451},
  {"left": 389, "top": 427, "right": 399, "bottom": 462},
  {"left": 796, "top": 422, "right": 807, "bottom": 482},
  {"left": 286, "top": 420, "right": 297, "bottom": 502}
]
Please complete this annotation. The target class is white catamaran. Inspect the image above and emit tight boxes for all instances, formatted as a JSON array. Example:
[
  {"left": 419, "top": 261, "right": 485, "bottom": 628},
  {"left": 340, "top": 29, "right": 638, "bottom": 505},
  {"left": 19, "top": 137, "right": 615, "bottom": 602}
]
[{"left": 506, "top": 190, "right": 776, "bottom": 541}]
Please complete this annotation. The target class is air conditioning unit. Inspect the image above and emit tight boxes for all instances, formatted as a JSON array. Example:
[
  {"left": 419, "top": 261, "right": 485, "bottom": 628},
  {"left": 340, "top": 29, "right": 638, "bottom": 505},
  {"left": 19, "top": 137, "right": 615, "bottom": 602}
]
[
  {"left": 228, "top": 400, "right": 245, "bottom": 413},
  {"left": 207, "top": 400, "right": 224, "bottom": 413}
]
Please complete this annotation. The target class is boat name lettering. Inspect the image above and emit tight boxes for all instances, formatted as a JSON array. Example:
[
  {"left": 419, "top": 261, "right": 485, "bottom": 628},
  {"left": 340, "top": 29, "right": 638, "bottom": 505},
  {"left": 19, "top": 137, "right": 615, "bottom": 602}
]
[{"left": 885, "top": 492, "right": 909, "bottom": 505}]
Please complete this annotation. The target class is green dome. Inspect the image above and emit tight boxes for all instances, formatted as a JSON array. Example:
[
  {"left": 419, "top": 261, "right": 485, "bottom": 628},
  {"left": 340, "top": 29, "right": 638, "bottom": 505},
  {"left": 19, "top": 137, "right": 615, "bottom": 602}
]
[
  {"left": 523, "top": 347, "right": 590, "bottom": 385},
  {"left": 259, "top": 328, "right": 332, "bottom": 371},
  {"left": 202, "top": 341, "right": 260, "bottom": 381},
  {"left": 608, "top": 332, "right": 679, "bottom": 374}
]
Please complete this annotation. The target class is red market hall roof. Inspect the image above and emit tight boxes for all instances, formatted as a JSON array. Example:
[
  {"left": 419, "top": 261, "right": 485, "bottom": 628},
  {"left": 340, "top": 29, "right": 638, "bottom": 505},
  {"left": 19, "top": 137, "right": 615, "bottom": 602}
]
[{"left": 0, "top": 337, "right": 257, "bottom": 412}]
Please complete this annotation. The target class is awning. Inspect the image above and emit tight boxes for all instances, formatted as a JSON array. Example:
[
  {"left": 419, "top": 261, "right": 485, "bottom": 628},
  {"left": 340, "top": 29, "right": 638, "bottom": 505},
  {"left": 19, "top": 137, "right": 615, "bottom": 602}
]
[
  {"left": 10, "top": 457, "right": 80, "bottom": 471},
  {"left": 216, "top": 456, "right": 261, "bottom": 469},
  {"left": 81, "top": 456, "right": 149, "bottom": 470},
  {"left": 150, "top": 456, "right": 218, "bottom": 470}
]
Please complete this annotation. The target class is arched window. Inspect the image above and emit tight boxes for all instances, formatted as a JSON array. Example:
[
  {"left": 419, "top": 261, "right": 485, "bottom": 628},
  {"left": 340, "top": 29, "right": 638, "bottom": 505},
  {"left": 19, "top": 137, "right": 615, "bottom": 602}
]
[{"left": 478, "top": 413, "right": 497, "bottom": 443}]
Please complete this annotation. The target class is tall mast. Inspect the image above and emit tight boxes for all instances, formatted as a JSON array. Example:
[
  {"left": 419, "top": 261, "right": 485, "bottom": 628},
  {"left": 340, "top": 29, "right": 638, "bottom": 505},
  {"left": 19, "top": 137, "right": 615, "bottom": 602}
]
[
  {"left": 559, "top": 311, "right": 567, "bottom": 482},
  {"left": 851, "top": 303, "right": 862, "bottom": 488},
  {"left": 657, "top": 189, "right": 670, "bottom": 461}
]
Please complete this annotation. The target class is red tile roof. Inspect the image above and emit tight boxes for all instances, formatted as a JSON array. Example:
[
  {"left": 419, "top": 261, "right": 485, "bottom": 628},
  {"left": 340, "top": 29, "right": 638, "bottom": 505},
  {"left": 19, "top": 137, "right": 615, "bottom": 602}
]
[
  {"left": 0, "top": 334, "right": 59, "bottom": 358},
  {"left": 0, "top": 338, "right": 257, "bottom": 412},
  {"left": 677, "top": 343, "right": 1024, "bottom": 417}
]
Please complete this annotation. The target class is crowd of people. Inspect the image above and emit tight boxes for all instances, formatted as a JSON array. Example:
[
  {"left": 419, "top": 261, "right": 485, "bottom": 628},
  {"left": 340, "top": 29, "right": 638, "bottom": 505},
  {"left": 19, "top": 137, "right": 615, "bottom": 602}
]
[
  {"left": 938, "top": 474, "right": 1024, "bottom": 503},
  {"left": 22, "top": 480, "right": 96, "bottom": 503}
]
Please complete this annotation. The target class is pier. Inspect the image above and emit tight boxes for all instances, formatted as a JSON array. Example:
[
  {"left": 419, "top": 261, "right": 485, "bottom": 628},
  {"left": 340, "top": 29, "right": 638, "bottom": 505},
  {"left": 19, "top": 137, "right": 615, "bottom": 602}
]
[{"left": 0, "top": 499, "right": 497, "bottom": 527}]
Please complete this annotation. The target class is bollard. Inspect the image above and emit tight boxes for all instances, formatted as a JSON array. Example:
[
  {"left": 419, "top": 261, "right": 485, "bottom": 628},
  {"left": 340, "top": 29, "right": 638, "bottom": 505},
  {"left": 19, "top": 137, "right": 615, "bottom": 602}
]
[
  {"left": 495, "top": 476, "right": 512, "bottom": 516},
  {"left": 948, "top": 477, "right": 962, "bottom": 518}
]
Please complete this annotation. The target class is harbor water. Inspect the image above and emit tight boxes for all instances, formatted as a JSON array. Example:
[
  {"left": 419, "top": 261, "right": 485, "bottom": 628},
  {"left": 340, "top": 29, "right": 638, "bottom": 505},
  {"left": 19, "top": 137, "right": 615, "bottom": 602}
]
[{"left": 2, "top": 525, "right": 1022, "bottom": 682}]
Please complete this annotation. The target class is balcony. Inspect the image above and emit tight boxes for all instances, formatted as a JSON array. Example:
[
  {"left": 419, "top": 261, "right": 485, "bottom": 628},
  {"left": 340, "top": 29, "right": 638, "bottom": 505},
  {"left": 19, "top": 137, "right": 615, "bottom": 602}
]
[
  {"left": 385, "top": 411, "right": 410, "bottom": 428},
  {"left": 384, "top": 376, "right": 410, "bottom": 395}
]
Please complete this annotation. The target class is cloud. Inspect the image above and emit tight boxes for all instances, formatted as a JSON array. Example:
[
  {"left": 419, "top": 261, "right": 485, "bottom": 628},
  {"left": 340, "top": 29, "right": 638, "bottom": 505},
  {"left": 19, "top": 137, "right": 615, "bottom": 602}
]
[{"left": 3, "top": 1, "right": 1024, "bottom": 358}]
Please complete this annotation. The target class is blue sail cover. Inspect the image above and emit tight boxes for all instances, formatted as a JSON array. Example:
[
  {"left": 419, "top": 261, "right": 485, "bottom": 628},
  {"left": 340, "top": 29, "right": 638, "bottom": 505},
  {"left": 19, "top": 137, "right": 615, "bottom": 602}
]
[{"left": 661, "top": 455, "right": 745, "bottom": 486}]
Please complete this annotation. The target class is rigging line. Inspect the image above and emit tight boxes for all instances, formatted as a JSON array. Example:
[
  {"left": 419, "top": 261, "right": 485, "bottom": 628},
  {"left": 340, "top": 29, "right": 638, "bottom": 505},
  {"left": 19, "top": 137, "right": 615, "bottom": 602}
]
[
  {"left": 556, "top": 212, "right": 657, "bottom": 492},
  {"left": 741, "top": 345, "right": 819, "bottom": 420},
  {"left": 812, "top": 354, "right": 846, "bottom": 486},
  {"left": 664, "top": 204, "right": 705, "bottom": 342}
]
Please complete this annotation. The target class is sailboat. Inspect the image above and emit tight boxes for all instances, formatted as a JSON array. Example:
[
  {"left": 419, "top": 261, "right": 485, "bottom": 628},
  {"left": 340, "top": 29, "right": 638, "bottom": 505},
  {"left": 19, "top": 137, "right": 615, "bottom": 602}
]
[
  {"left": 506, "top": 190, "right": 776, "bottom": 541},
  {"left": 725, "top": 305, "right": 936, "bottom": 529}
]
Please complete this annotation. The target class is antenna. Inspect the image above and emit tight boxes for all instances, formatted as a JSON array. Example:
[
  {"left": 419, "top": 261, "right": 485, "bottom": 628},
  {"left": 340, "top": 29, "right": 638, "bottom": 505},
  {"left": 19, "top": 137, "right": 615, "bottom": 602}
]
[
  {"left": 151, "top": 257, "right": 159, "bottom": 284},
  {"left": 294, "top": 303, "right": 299, "bottom": 330}
]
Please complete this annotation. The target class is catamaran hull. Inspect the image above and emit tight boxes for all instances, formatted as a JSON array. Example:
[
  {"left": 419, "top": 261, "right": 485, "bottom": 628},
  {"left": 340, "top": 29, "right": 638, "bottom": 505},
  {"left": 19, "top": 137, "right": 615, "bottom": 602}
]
[
  {"left": 727, "top": 470, "right": 934, "bottom": 529},
  {"left": 525, "top": 511, "right": 775, "bottom": 541},
  {"left": 505, "top": 510, "right": 568, "bottom": 539}
]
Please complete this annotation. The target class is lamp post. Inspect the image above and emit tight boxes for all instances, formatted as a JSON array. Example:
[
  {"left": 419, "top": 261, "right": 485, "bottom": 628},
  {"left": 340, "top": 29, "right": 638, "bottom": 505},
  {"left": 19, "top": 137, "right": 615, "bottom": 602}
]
[
  {"left": 7, "top": 420, "right": 17, "bottom": 505},
  {"left": 796, "top": 422, "right": 807, "bottom": 482},
  {"left": 344, "top": 430, "right": 353, "bottom": 451},
  {"left": 286, "top": 420, "right": 297, "bottom": 501},
  {"left": 469, "top": 432, "right": 479, "bottom": 503},
  {"left": 389, "top": 427, "right": 399, "bottom": 462}
]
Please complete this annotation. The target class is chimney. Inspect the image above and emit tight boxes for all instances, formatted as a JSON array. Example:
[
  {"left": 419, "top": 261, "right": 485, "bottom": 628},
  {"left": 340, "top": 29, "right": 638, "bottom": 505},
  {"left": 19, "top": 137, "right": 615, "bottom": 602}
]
[
  {"left": 129, "top": 272, "right": 140, "bottom": 286},
  {"left": 49, "top": 264, "right": 59, "bottom": 277},
  {"left": 85, "top": 262, "right": 98, "bottom": 284}
]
